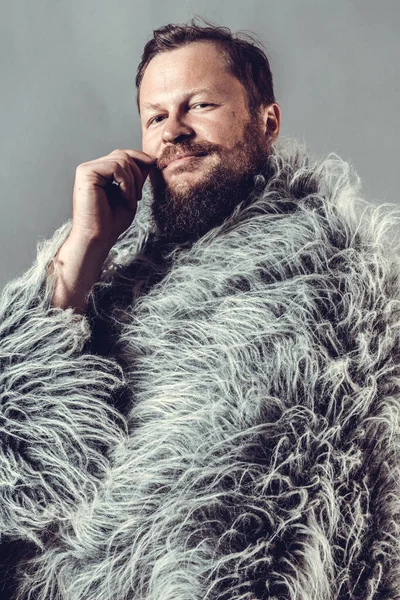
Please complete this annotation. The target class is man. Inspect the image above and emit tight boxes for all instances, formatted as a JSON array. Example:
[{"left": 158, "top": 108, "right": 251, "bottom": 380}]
[
  {"left": 50, "top": 25, "right": 281, "bottom": 314},
  {"left": 0, "top": 20, "right": 399, "bottom": 600}
]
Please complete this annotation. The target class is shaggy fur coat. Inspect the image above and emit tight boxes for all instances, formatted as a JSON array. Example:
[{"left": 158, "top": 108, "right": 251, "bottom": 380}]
[{"left": 0, "top": 139, "right": 399, "bottom": 600}]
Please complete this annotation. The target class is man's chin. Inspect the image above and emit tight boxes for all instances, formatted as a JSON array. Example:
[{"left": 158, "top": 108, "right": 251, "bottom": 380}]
[
  {"left": 164, "top": 167, "right": 205, "bottom": 184},
  {"left": 162, "top": 172, "right": 208, "bottom": 200},
  {"left": 162, "top": 157, "right": 215, "bottom": 188},
  {"left": 150, "top": 169, "right": 256, "bottom": 244}
]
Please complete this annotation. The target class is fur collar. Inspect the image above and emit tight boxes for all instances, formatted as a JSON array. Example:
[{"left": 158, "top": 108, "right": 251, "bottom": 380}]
[{"left": 5, "top": 138, "right": 400, "bottom": 600}]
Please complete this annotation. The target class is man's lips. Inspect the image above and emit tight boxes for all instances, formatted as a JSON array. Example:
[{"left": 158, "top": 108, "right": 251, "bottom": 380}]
[{"left": 161, "top": 152, "right": 207, "bottom": 169}]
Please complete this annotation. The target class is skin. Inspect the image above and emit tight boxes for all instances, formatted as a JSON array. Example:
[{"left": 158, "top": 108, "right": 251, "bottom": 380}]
[
  {"left": 51, "top": 41, "right": 282, "bottom": 312},
  {"left": 139, "top": 41, "right": 281, "bottom": 195}
]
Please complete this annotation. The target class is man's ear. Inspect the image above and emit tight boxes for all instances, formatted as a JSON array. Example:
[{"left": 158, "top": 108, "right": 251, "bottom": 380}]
[{"left": 262, "top": 103, "right": 281, "bottom": 144}]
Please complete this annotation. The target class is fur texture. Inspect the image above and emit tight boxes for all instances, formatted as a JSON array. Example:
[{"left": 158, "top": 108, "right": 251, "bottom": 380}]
[{"left": 0, "top": 138, "right": 399, "bottom": 599}]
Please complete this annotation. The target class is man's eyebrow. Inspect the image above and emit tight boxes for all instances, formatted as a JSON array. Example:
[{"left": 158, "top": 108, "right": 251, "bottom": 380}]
[{"left": 141, "top": 87, "right": 216, "bottom": 111}]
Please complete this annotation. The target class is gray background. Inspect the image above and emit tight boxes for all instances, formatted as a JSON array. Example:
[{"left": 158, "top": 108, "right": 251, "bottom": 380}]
[{"left": 0, "top": 0, "right": 398, "bottom": 289}]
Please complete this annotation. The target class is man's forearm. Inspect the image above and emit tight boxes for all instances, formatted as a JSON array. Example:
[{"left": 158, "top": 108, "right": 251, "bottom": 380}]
[{"left": 50, "top": 234, "right": 110, "bottom": 314}]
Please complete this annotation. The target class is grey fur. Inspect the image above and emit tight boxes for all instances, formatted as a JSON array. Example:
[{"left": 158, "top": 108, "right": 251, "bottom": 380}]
[{"left": 0, "top": 138, "right": 399, "bottom": 599}]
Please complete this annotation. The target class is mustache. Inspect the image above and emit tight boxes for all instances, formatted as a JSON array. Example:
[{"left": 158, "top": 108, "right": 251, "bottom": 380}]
[{"left": 156, "top": 140, "right": 223, "bottom": 170}]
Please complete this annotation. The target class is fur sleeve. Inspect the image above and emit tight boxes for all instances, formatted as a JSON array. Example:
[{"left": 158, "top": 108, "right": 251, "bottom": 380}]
[{"left": 0, "top": 220, "right": 127, "bottom": 546}]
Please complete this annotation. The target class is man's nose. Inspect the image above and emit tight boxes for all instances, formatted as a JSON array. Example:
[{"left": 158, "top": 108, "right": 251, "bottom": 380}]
[{"left": 161, "top": 114, "right": 194, "bottom": 144}]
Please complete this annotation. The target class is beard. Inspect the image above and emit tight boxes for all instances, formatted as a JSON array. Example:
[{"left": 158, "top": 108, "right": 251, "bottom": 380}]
[{"left": 148, "top": 115, "right": 274, "bottom": 244}]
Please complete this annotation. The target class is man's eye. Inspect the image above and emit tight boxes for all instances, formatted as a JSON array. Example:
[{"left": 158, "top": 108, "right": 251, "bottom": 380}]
[
  {"left": 149, "top": 115, "right": 165, "bottom": 125},
  {"left": 192, "top": 103, "right": 212, "bottom": 109}
]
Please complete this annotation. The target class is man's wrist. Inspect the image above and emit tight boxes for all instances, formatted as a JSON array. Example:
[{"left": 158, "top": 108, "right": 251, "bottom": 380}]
[{"left": 50, "top": 234, "right": 111, "bottom": 313}]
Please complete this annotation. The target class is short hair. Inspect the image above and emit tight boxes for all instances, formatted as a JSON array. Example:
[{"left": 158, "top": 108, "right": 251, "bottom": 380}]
[{"left": 135, "top": 19, "right": 276, "bottom": 114}]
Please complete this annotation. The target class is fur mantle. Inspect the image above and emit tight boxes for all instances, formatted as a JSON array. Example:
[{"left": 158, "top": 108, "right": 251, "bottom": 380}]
[{"left": 0, "top": 139, "right": 399, "bottom": 599}]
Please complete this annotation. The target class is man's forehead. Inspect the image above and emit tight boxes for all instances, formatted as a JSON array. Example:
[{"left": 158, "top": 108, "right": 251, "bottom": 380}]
[{"left": 138, "top": 42, "right": 239, "bottom": 109}]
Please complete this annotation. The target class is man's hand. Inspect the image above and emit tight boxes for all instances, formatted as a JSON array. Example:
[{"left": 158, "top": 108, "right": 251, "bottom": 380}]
[
  {"left": 71, "top": 149, "right": 157, "bottom": 248},
  {"left": 50, "top": 149, "right": 157, "bottom": 313}
]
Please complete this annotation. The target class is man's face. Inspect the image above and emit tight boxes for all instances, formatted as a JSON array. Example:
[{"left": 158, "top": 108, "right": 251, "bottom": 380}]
[{"left": 139, "top": 41, "right": 278, "bottom": 242}]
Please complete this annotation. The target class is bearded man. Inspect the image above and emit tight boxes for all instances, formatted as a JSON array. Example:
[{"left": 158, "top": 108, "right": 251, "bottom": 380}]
[{"left": 0, "top": 20, "right": 399, "bottom": 600}]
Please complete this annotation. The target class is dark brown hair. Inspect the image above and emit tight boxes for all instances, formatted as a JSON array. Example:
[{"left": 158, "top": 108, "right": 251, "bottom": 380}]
[{"left": 135, "top": 18, "right": 276, "bottom": 113}]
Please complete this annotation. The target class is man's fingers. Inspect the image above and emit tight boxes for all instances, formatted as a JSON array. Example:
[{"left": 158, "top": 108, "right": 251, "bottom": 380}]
[
  {"left": 116, "top": 149, "right": 157, "bottom": 165},
  {"left": 112, "top": 162, "right": 132, "bottom": 202},
  {"left": 80, "top": 149, "right": 157, "bottom": 207},
  {"left": 111, "top": 149, "right": 157, "bottom": 172},
  {"left": 125, "top": 151, "right": 157, "bottom": 183},
  {"left": 109, "top": 150, "right": 157, "bottom": 201}
]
